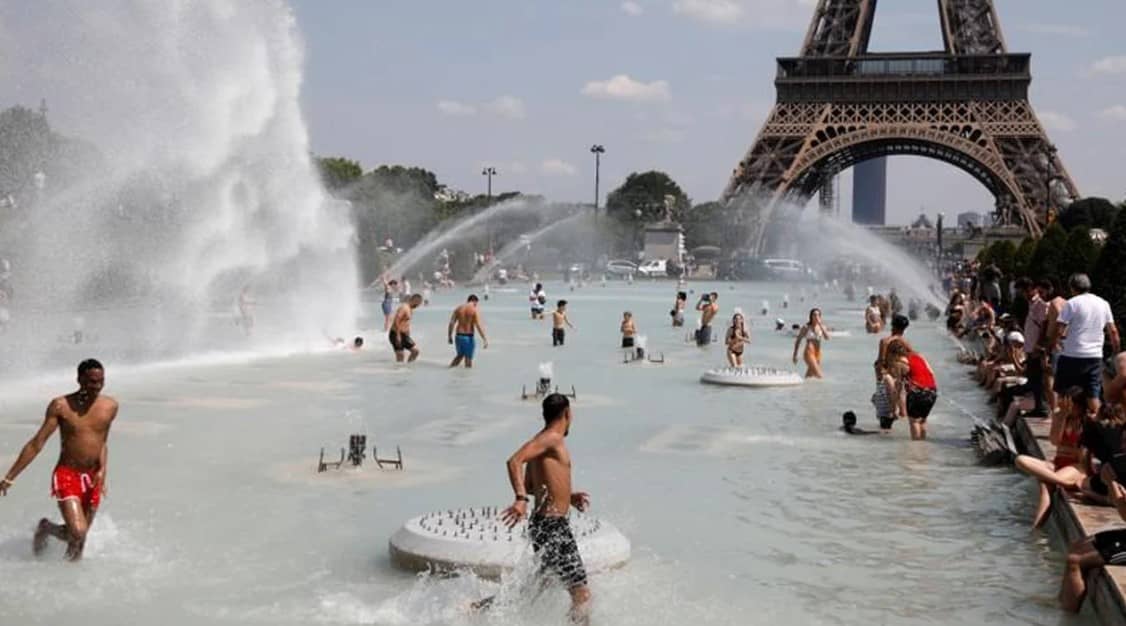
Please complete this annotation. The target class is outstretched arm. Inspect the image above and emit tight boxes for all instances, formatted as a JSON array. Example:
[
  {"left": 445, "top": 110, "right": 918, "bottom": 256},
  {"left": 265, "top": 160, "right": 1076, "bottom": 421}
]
[
  {"left": 474, "top": 313, "right": 488, "bottom": 348},
  {"left": 1, "top": 401, "right": 60, "bottom": 495}
]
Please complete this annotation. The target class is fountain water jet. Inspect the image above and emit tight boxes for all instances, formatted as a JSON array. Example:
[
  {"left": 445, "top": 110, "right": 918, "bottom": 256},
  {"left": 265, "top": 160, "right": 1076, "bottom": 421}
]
[
  {"left": 469, "top": 211, "right": 589, "bottom": 285},
  {"left": 0, "top": 1, "right": 358, "bottom": 374},
  {"left": 382, "top": 198, "right": 562, "bottom": 282}
]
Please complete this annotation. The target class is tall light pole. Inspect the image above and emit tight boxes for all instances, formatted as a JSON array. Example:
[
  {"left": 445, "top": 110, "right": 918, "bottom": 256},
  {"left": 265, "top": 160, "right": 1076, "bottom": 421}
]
[
  {"left": 481, "top": 166, "right": 497, "bottom": 202},
  {"left": 1044, "top": 144, "right": 1058, "bottom": 224},
  {"left": 590, "top": 145, "right": 605, "bottom": 212}
]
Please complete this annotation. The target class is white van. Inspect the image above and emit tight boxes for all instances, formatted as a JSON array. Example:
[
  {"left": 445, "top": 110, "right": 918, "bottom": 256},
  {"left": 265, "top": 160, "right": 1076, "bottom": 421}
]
[
  {"left": 762, "top": 258, "right": 805, "bottom": 278},
  {"left": 637, "top": 259, "right": 668, "bottom": 278}
]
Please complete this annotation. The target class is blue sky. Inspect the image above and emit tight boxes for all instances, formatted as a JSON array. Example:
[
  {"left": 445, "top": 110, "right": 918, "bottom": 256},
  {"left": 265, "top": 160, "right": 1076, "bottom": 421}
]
[{"left": 291, "top": 0, "right": 1126, "bottom": 224}]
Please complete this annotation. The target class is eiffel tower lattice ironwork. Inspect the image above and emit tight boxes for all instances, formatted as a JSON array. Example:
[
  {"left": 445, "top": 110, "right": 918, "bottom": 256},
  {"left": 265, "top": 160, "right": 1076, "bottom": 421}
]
[{"left": 722, "top": 0, "right": 1079, "bottom": 253}]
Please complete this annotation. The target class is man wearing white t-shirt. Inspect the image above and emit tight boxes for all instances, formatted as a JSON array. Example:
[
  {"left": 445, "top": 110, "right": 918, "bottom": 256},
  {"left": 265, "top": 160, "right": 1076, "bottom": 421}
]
[{"left": 1051, "top": 274, "right": 1121, "bottom": 417}]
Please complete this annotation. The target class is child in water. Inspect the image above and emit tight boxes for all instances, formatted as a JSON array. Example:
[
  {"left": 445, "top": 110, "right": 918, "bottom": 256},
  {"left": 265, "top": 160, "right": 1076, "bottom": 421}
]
[
  {"left": 620, "top": 311, "right": 636, "bottom": 349},
  {"left": 552, "top": 300, "right": 574, "bottom": 346}
]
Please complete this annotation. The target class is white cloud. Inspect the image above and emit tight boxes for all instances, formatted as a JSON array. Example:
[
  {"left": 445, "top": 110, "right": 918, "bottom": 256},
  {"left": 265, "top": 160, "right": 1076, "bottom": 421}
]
[
  {"left": 1100, "top": 105, "right": 1126, "bottom": 122},
  {"left": 673, "top": 0, "right": 743, "bottom": 24},
  {"left": 581, "top": 74, "right": 671, "bottom": 103},
  {"left": 1039, "top": 111, "right": 1077, "bottom": 132},
  {"left": 540, "top": 159, "right": 578, "bottom": 176},
  {"left": 436, "top": 100, "right": 476, "bottom": 117},
  {"left": 484, "top": 95, "right": 526, "bottom": 120},
  {"left": 621, "top": 1, "right": 644, "bottom": 16},
  {"left": 1017, "top": 23, "right": 1088, "bottom": 37},
  {"left": 1090, "top": 56, "right": 1126, "bottom": 75}
]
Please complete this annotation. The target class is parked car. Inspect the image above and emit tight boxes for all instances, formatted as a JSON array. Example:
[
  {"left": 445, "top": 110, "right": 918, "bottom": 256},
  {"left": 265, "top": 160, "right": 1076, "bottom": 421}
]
[
  {"left": 637, "top": 259, "right": 668, "bottom": 277},
  {"left": 605, "top": 259, "right": 638, "bottom": 277}
]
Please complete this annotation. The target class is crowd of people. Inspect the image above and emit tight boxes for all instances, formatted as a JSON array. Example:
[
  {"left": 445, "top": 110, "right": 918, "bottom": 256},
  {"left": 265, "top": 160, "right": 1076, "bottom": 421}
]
[{"left": 946, "top": 263, "right": 1126, "bottom": 613}]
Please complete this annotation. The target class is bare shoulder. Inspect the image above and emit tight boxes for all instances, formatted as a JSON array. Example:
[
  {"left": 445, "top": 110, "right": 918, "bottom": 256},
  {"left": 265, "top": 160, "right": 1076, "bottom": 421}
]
[
  {"left": 99, "top": 395, "right": 120, "bottom": 412},
  {"left": 47, "top": 395, "right": 68, "bottom": 415},
  {"left": 535, "top": 429, "right": 564, "bottom": 448}
]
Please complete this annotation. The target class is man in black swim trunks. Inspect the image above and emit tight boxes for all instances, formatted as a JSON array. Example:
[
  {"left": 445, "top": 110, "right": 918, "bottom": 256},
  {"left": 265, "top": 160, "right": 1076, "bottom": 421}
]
[
  {"left": 389, "top": 294, "right": 423, "bottom": 362},
  {"left": 473, "top": 393, "right": 592, "bottom": 623}
]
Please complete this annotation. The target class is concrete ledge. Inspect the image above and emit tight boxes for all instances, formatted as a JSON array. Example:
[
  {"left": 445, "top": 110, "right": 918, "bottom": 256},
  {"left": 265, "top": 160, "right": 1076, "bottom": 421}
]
[{"left": 1015, "top": 417, "right": 1126, "bottom": 625}]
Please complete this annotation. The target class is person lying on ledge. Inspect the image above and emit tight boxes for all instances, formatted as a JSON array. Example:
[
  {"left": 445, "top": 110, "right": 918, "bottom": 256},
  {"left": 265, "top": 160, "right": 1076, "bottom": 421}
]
[{"left": 1060, "top": 405, "right": 1126, "bottom": 612}]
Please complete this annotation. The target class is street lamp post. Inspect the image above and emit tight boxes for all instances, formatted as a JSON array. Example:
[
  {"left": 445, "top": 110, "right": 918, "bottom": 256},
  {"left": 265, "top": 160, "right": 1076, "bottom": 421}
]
[
  {"left": 936, "top": 212, "right": 944, "bottom": 278},
  {"left": 482, "top": 166, "right": 497, "bottom": 254},
  {"left": 1044, "top": 144, "right": 1058, "bottom": 224},
  {"left": 481, "top": 166, "right": 496, "bottom": 201},
  {"left": 590, "top": 145, "right": 605, "bottom": 212}
]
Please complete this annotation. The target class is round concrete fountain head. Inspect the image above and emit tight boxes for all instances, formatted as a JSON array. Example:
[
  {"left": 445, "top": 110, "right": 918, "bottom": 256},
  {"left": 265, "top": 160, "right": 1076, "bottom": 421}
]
[{"left": 389, "top": 506, "right": 630, "bottom": 579}]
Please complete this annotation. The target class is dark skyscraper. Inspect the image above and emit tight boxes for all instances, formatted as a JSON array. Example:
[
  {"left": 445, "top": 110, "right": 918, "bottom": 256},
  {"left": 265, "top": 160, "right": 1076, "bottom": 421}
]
[{"left": 852, "top": 158, "right": 887, "bottom": 225}]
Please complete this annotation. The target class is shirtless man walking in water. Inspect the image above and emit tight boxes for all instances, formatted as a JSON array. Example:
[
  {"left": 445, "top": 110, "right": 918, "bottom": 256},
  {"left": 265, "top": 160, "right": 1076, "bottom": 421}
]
[
  {"left": 473, "top": 393, "right": 592, "bottom": 623},
  {"left": 447, "top": 294, "right": 488, "bottom": 368},
  {"left": 389, "top": 294, "right": 423, "bottom": 362},
  {"left": 695, "top": 292, "right": 719, "bottom": 346},
  {"left": 0, "top": 359, "right": 117, "bottom": 561}
]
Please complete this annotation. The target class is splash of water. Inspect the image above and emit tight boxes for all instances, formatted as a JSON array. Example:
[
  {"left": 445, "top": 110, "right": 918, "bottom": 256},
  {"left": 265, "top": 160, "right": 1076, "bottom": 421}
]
[
  {"left": 735, "top": 190, "right": 945, "bottom": 310},
  {"left": 538, "top": 362, "right": 554, "bottom": 380},
  {"left": 0, "top": 2, "right": 357, "bottom": 374},
  {"left": 796, "top": 217, "right": 945, "bottom": 310},
  {"left": 469, "top": 211, "right": 588, "bottom": 285},
  {"left": 384, "top": 198, "right": 558, "bottom": 280}
]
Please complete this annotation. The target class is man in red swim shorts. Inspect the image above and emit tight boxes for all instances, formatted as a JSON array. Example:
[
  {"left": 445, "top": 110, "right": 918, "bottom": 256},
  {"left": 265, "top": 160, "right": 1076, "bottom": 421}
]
[{"left": 0, "top": 358, "right": 118, "bottom": 561}]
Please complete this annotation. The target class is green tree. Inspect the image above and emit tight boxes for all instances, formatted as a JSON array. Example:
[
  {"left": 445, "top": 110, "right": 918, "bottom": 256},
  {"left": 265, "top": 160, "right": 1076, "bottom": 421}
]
[
  {"left": 990, "top": 240, "right": 1017, "bottom": 275},
  {"left": 1028, "top": 223, "right": 1067, "bottom": 284},
  {"left": 605, "top": 171, "right": 690, "bottom": 224},
  {"left": 1093, "top": 210, "right": 1126, "bottom": 324},
  {"left": 1058, "top": 197, "right": 1120, "bottom": 232},
  {"left": 1013, "top": 237, "right": 1037, "bottom": 277},
  {"left": 345, "top": 165, "right": 444, "bottom": 283},
  {"left": 1059, "top": 227, "right": 1099, "bottom": 280},
  {"left": 316, "top": 156, "right": 362, "bottom": 191}
]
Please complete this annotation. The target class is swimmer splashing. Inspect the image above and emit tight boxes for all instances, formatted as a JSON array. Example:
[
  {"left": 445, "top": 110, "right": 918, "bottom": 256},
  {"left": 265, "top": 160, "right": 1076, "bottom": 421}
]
[{"left": 1, "top": 359, "right": 118, "bottom": 561}]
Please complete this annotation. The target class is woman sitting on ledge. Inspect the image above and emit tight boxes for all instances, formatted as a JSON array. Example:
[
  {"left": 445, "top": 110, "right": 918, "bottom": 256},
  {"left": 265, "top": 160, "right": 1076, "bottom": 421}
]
[{"left": 1013, "top": 391, "right": 1086, "bottom": 528}]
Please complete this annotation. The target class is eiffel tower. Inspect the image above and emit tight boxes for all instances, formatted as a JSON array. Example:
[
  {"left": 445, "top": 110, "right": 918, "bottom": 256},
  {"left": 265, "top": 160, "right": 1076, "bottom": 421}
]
[{"left": 723, "top": 0, "right": 1079, "bottom": 253}]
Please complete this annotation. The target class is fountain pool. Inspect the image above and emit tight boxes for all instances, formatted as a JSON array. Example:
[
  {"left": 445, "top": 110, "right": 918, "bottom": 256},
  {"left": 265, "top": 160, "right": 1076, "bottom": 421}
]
[{"left": 0, "top": 281, "right": 1087, "bottom": 625}]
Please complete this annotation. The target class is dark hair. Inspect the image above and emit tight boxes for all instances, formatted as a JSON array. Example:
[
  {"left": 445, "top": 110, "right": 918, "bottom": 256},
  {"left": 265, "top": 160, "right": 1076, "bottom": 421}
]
[
  {"left": 808, "top": 308, "right": 821, "bottom": 324},
  {"left": 389, "top": 279, "right": 398, "bottom": 286},
  {"left": 543, "top": 393, "right": 570, "bottom": 423},
  {"left": 1013, "top": 277, "right": 1032, "bottom": 291},
  {"left": 467, "top": 294, "right": 479, "bottom": 303},
  {"left": 557, "top": 300, "right": 567, "bottom": 308},
  {"left": 677, "top": 291, "right": 687, "bottom": 301},
  {"left": 710, "top": 292, "right": 718, "bottom": 299},
  {"left": 1035, "top": 278, "right": 1055, "bottom": 295},
  {"left": 353, "top": 337, "right": 364, "bottom": 348},
  {"left": 409, "top": 293, "right": 423, "bottom": 302},
  {"left": 842, "top": 411, "right": 857, "bottom": 427},
  {"left": 535, "top": 283, "right": 543, "bottom": 291},
  {"left": 77, "top": 358, "right": 103, "bottom": 377},
  {"left": 891, "top": 314, "right": 910, "bottom": 332}
]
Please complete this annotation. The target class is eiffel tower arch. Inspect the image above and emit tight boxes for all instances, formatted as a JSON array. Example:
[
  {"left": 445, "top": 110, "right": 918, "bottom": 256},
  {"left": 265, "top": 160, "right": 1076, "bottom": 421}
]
[{"left": 723, "top": 0, "right": 1080, "bottom": 254}]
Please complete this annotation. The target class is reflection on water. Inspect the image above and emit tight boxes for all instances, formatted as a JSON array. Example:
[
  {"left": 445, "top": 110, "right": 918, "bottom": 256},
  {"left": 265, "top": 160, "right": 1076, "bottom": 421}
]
[{"left": 0, "top": 282, "right": 1093, "bottom": 625}]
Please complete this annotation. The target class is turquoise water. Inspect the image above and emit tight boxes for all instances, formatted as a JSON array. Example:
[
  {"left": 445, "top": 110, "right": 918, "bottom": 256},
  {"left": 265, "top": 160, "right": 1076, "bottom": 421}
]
[{"left": 0, "top": 280, "right": 1093, "bottom": 625}]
